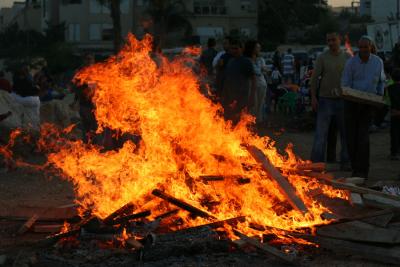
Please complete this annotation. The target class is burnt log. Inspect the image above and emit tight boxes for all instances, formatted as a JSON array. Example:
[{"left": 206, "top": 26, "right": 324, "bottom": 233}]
[
  {"left": 141, "top": 227, "right": 230, "bottom": 261},
  {"left": 152, "top": 189, "right": 215, "bottom": 219}
]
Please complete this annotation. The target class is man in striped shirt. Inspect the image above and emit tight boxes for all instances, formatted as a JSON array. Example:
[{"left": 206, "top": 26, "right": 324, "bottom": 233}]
[{"left": 282, "top": 48, "right": 295, "bottom": 82}]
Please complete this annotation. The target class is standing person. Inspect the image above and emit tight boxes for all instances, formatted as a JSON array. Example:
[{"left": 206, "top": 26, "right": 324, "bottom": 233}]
[
  {"left": 244, "top": 40, "right": 268, "bottom": 124},
  {"left": 392, "top": 38, "right": 400, "bottom": 69},
  {"left": 221, "top": 39, "right": 256, "bottom": 125},
  {"left": 75, "top": 54, "right": 98, "bottom": 143},
  {"left": 200, "top": 38, "right": 218, "bottom": 77},
  {"left": 342, "top": 36, "right": 386, "bottom": 178},
  {"left": 212, "top": 36, "right": 231, "bottom": 69},
  {"left": 214, "top": 37, "right": 233, "bottom": 97},
  {"left": 388, "top": 68, "right": 400, "bottom": 160},
  {"left": 282, "top": 48, "right": 295, "bottom": 82},
  {"left": 310, "top": 32, "right": 350, "bottom": 168},
  {"left": 273, "top": 50, "right": 282, "bottom": 72}
]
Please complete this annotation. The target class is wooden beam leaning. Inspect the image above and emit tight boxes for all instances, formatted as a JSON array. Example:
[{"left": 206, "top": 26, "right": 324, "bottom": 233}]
[
  {"left": 152, "top": 189, "right": 216, "bottom": 219},
  {"left": 246, "top": 145, "right": 308, "bottom": 214}
]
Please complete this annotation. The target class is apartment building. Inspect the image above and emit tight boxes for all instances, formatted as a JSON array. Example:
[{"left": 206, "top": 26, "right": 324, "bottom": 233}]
[
  {"left": 360, "top": 0, "right": 399, "bottom": 22},
  {"left": 187, "top": 0, "right": 258, "bottom": 43},
  {"left": 41, "top": 0, "right": 150, "bottom": 51},
  {"left": 0, "top": 1, "right": 42, "bottom": 32},
  {"left": 2, "top": 0, "right": 258, "bottom": 50}
]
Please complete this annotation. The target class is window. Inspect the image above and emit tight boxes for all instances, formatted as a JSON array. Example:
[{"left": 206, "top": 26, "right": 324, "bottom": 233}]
[
  {"left": 42, "top": 0, "right": 47, "bottom": 18},
  {"left": 194, "top": 0, "right": 226, "bottom": 15},
  {"left": 89, "top": 0, "right": 109, "bottom": 14},
  {"left": 120, "top": 0, "right": 129, "bottom": 14},
  {"left": 89, "top": 24, "right": 113, "bottom": 41},
  {"left": 62, "top": 0, "right": 82, "bottom": 4},
  {"left": 89, "top": 24, "right": 102, "bottom": 40},
  {"left": 137, "top": 0, "right": 150, "bottom": 7},
  {"left": 101, "top": 24, "right": 113, "bottom": 40},
  {"left": 68, "top": 23, "right": 81, "bottom": 42}
]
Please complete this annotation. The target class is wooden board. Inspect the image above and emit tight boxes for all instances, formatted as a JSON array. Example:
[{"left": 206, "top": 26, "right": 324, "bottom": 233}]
[
  {"left": 317, "top": 220, "right": 400, "bottom": 244},
  {"left": 363, "top": 194, "right": 400, "bottom": 208},
  {"left": 337, "top": 87, "right": 386, "bottom": 107},
  {"left": 246, "top": 145, "right": 308, "bottom": 214},
  {"left": 0, "top": 204, "right": 78, "bottom": 221},
  {"left": 299, "top": 234, "right": 400, "bottom": 265}
]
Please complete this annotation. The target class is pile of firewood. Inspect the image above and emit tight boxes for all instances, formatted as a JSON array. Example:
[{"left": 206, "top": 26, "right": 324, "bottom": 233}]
[{"left": 3, "top": 146, "right": 400, "bottom": 266}]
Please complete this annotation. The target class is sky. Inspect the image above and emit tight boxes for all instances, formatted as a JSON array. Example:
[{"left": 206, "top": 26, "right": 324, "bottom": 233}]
[
  {"left": 329, "top": 0, "right": 352, "bottom": 6},
  {"left": 0, "top": 0, "right": 353, "bottom": 8}
]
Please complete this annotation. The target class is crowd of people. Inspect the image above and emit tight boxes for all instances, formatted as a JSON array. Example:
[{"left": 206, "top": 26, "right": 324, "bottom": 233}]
[{"left": 199, "top": 33, "right": 399, "bottom": 179}]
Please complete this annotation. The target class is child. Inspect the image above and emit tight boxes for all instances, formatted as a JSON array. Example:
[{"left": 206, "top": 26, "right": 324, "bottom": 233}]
[{"left": 388, "top": 68, "right": 400, "bottom": 160}]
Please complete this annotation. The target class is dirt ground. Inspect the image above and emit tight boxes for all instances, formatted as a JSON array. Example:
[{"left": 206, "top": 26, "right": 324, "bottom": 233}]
[{"left": 0, "top": 116, "right": 398, "bottom": 266}]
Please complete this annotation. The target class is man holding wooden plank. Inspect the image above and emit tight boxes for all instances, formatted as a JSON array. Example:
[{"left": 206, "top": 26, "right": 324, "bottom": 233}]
[
  {"left": 341, "top": 36, "right": 386, "bottom": 178},
  {"left": 310, "top": 32, "right": 350, "bottom": 169}
]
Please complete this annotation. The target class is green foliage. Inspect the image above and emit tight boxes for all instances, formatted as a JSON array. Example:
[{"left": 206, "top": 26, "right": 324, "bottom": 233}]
[
  {"left": 0, "top": 22, "right": 78, "bottom": 74},
  {"left": 146, "top": 0, "right": 192, "bottom": 46},
  {"left": 258, "top": 0, "right": 329, "bottom": 44}
]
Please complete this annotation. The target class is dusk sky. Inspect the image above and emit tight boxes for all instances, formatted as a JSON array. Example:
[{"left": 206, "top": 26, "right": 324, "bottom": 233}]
[{"left": 329, "top": 0, "right": 352, "bottom": 6}]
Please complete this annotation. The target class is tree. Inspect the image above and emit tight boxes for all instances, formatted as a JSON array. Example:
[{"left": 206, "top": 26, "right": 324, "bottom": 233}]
[
  {"left": 145, "top": 0, "right": 192, "bottom": 48},
  {"left": 258, "top": 0, "right": 329, "bottom": 45},
  {"left": 97, "top": 0, "right": 122, "bottom": 54}
]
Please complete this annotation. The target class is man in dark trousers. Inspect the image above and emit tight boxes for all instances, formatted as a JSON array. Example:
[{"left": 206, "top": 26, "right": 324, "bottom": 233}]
[
  {"left": 341, "top": 36, "right": 386, "bottom": 178},
  {"left": 221, "top": 39, "right": 256, "bottom": 125}
]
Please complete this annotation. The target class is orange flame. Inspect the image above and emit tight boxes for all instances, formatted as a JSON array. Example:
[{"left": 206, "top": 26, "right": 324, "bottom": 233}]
[
  {"left": 5, "top": 34, "right": 347, "bottom": 237},
  {"left": 345, "top": 34, "right": 354, "bottom": 57}
]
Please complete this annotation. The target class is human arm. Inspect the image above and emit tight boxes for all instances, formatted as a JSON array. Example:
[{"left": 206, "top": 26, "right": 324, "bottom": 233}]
[
  {"left": 212, "top": 51, "right": 223, "bottom": 68},
  {"left": 376, "top": 60, "right": 386, "bottom": 96}
]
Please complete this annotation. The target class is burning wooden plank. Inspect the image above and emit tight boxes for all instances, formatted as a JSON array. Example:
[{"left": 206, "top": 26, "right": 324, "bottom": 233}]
[
  {"left": 246, "top": 145, "right": 308, "bottom": 214},
  {"left": 295, "top": 162, "right": 326, "bottom": 172},
  {"left": 110, "top": 210, "right": 151, "bottom": 225},
  {"left": 199, "top": 175, "right": 251, "bottom": 185},
  {"left": 17, "top": 214, "right": 39, "bottom": 235},
  {"left": 152, "top": 189, "right": 216, "bottom": 219},
  {"left": 103, "top": 202, "right": 136, "bottom": 225},
  {"left": 317, "top": 220, "right": 400, "bottom": 244},
  {"left": 319, "top": 177, "right": 400, "bottom": 203},
  {"left": 233, "top": 230, "right": 296, "bottom": 264},
  {"left": 155, "top": 209, "right": 179, "bottom": 220}
]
